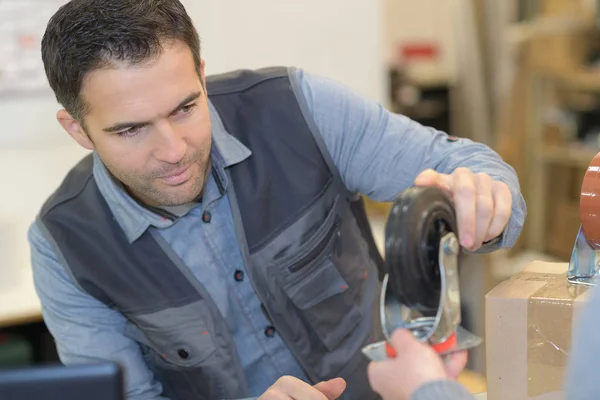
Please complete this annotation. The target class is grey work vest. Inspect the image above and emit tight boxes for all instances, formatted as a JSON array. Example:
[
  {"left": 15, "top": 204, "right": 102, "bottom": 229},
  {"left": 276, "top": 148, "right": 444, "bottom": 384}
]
[{"left": 39, "top": 67, "right": 385, "bottom": 400}]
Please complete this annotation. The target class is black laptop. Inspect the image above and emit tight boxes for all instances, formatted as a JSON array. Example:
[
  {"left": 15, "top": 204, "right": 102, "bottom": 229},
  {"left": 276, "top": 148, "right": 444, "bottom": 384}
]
[{"left": 0, "top": 362, "right": 124, "bottom": 400}]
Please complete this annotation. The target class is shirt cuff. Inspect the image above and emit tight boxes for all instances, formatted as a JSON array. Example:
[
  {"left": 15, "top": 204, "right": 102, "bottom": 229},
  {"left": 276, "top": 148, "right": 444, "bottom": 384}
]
[{"left": 464, "top": 231, "right": 504, "bottom": 254}]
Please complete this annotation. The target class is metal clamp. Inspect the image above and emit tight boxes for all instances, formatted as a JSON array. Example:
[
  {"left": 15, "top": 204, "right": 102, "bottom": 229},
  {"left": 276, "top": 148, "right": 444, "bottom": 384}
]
[
  {"left": 362, "top": 232, "right": 482, "bottom": 361},
  {"left": 568, "top": 225, "right": 600, "bottom": 286}
]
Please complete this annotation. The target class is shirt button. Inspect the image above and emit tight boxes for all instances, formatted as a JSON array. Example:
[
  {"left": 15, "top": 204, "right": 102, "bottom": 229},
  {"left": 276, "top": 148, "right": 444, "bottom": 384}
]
[
  {"left": 264, "top": 326, "right": 276, "bottom": 338},
  {"left": 234, "top": 270, "right": 244, "bottom": 282},
  {"left": 202, "top": 211, "right": 212, "bottom": 223},
  {"left": 178, "top": 349, "right": 190, "bottom": 359}
]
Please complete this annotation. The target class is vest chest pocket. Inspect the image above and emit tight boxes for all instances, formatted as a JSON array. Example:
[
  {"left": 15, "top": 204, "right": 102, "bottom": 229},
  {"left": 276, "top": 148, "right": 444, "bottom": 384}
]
[
  {"left": 124, "top": 305, "right": 218, "bottom": 399},
  {"left": 276, "top": 214, "right": 363, "bottom": 352}
]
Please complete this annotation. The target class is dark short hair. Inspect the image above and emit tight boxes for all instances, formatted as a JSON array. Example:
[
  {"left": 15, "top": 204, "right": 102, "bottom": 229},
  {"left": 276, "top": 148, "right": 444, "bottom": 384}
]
[{"left": 41, "top": 0, "right": 202, "bottom": 122}]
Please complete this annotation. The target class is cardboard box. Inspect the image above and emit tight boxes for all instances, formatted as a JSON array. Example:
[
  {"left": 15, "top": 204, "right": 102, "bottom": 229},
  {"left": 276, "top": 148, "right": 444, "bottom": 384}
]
[{"left": 486, "top": 261, "right": 591, "bottom": 400}]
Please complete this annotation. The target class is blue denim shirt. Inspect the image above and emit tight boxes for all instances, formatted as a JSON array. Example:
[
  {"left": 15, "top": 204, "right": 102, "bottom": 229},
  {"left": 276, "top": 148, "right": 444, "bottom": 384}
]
[{"left": 28, "top": 68, "right": 527, "bottom": 400}]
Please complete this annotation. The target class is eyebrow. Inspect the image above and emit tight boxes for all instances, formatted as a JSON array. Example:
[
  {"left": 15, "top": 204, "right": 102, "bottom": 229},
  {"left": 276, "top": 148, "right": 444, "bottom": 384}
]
[{"left": 102, "top": 91, "right": 203, "bottom": 133}]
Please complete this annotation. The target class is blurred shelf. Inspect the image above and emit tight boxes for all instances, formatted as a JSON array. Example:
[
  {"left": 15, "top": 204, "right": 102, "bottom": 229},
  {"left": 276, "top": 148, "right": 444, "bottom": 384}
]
[
  {"left": 518, "top": 2, "right": 598, "bottom": 255},
  {"left": 410, "top": 70, "right": 454, "bottom": 88},
  {"left": 558, "top": 69, "right": 600, "bottom": 91},
  {"left": 541, "top": 144, "right": 598, "bottom": 167},
  {"left": 536, "top": 67, "right": 600, "bottom": 92},
  {"left": 508, "top": 15, "right": 594, "bottom": 44}
]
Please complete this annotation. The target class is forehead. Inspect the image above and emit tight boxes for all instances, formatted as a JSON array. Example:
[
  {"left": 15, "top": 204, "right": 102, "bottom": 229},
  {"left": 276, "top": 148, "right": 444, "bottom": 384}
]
[{"left": 80, "top": 41, "right": 201, "bottom": 123}]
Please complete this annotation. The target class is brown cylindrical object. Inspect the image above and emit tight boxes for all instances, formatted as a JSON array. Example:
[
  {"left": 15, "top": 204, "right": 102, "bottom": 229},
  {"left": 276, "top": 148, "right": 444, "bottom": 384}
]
[{"left": 580, "top": 152, "right": 600, "bottom": 249}]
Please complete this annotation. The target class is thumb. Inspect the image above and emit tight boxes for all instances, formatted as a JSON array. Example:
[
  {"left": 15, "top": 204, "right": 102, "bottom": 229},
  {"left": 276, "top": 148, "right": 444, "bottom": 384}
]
[
  {"left": 390, "top": 328, "right": 421, "bottom": 349},
  {"left": 443, "top": 351, "right": 468, "bottom": 380},
  {"left": 313, "top": 377, "right": 347, "bottom": 400}
]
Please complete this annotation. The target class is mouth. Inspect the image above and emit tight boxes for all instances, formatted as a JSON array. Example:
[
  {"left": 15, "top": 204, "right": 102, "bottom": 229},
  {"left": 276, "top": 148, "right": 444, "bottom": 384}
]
[{"left": 158, "top": 165, "right": 193, "bottom": 186}]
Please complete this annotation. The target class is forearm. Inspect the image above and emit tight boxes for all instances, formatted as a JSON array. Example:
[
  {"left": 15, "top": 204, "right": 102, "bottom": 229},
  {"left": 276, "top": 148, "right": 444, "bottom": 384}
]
[
  {"left": 294, "top": 68, "right": 526, "bottom": 250},
  {"left": 29, "top": 221, "right": 167, "bottom": 400}
]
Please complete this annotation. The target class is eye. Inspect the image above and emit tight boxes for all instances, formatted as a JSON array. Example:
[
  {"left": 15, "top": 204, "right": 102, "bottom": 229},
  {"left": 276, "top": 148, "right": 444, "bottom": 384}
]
[
  {"left": 180, "top": 103, "right": 196, "bottom": 114},
  {"left": 118, "top": 126, "right": 141, "bottom": 137}
]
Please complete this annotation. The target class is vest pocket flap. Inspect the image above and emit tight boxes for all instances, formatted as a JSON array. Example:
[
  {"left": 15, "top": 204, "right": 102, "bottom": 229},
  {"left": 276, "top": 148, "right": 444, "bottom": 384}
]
[
  {"left": 125, "top": 305, "right": 217, "bottom": 368},
  {"left": 283, "top": 257, "right": 349, "bottom": 310},
  {"left": 280, "top": 257, "right": 362, "bottom": 351},
  {"left": 261, "top": 191, "right": 341, "bottom": 270},
  {"left": 151, "top": 329, "right": 216, "bottom": 368}
]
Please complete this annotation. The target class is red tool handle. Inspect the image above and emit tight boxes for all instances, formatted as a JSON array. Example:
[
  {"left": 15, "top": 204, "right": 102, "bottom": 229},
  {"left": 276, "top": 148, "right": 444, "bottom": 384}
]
[
  {"left": 385, "top": 331, "right": 457, "bottom": 358},
  {"left": 385, "top": 342, "right": 397, "bottom": 358},
  {"left": 431, "top": 332, "right": 457, "bottom": 353}
]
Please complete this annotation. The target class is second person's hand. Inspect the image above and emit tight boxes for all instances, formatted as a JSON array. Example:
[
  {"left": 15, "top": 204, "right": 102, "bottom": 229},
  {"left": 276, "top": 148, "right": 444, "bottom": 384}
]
[
  {"left": 258, "top": 375, "right": 346, "bottom": 400},
  {"left": 367, "top": 329, "right": 468, "bottom": 400}
]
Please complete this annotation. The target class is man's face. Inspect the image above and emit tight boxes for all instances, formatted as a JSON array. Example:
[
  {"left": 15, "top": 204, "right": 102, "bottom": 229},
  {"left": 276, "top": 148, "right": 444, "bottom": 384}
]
[{"left": 67, "top": 40, "right": 211, "bottom": 207}]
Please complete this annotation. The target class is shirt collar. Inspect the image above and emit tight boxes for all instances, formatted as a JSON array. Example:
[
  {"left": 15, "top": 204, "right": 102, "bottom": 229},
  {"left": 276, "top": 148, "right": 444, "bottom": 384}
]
[
  {"left": 208, "top": 100, "right": 251, "bottom": 168},
  {"left": 93, "top": 98, "right": 252, "bottom": 243}
]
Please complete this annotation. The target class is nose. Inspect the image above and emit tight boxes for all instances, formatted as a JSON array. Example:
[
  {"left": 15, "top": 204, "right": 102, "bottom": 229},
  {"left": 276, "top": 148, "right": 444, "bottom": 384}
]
[{"left": 153, "top": 120, "right": 187, "bottom": 164}]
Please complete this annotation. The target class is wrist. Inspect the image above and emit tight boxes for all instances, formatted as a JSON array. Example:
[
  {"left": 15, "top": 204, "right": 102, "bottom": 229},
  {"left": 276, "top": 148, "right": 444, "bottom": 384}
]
[{"left": 410, "top": 380, "right": 473, "bottom": 400}]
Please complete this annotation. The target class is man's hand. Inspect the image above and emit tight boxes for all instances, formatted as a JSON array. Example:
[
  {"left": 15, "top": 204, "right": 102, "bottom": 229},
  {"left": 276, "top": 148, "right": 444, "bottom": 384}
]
[
  {"left": 258, "top": 376, "right": 346, "bottom": 400},
  {"left": 414, "top": 168, "right": 512, "bottom": 251},
  {"left": 367, "top": 329, "right": 468, "bottom": 400}
]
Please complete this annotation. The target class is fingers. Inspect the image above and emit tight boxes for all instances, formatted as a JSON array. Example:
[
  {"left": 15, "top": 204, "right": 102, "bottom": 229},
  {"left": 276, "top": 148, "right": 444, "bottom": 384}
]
[
  {"left": 260, "top": 377, "right": 346, "bottom": 400},
  {"left": 389, "top": 327, "right": 421, "bottom": 350},
  {"left": 387, "top": 329, "right": 436, "bottom": 365},
  {"left": 443, "top": 351, "right": 468, "bottom": 380},
  {"left": 259, "top": 389, "right": 291, "bottom": 400},
  {"left": 414, "top": 168, "right": 512, "bottom": 251},
  {"left": 473, "top": 173, "right": 494, "bottom": 248},
  {"left": 451, "top": 168, "right": 476, "bottom": 249},
  {"left": 269, "top": 376, "right": 328, "bottom": 400},
  {"left": 414, "top": 169, "right": 452, "bottom": 194},
  {"left": 388, "top": 330, "right": 467, "bottom": 381},
  {"left": 486, "top": 181, "right": 512, "bottom": 242},
  {"left": 366, "top": 358, "right": 397, "bottom": 395},
  {"left": 367, "top": 329, "right": 451, "bottom": 399},
  {"left": 313, "top": 378, "right": 347, "bottom": 400}
]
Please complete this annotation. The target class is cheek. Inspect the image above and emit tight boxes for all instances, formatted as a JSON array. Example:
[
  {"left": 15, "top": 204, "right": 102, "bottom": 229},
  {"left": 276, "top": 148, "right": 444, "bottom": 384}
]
[
  {"left": 185, "top": 106, "right": 212, "bottom": 146},
  {"left": 192, "top": 125, "right": 211, "bottom": 149},
  {"left": 95, "top": 135, "right": 140, "bottom": 157},
  {"left": 96, "top": 142, "right": 149, "bottom": 178}
]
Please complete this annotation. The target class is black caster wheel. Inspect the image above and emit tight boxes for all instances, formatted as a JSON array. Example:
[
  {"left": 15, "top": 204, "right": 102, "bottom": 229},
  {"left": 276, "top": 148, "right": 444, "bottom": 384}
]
[{"left": 384, "top": 186, "right": 458, "bottom": 313}]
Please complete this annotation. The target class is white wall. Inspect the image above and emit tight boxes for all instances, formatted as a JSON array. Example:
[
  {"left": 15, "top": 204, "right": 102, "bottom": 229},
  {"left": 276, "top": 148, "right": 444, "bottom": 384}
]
[
  {"left": 0, "top": 0, "right": 385, "bottom": 149},
  {"left": 0, "top": 1, "right": 385, "bottom": 278},
  {"left": 188, "top": 0, "right": 385, "bottom": 103}
]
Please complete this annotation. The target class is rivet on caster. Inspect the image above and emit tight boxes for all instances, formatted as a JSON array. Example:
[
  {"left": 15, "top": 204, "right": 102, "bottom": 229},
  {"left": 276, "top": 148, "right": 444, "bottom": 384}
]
[{"left": 362, "top": 186, "right": 482, "bottom": 361}]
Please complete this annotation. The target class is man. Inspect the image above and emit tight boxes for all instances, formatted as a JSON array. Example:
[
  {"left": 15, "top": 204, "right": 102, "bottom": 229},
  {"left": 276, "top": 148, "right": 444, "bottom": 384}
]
[{"left": 30, "top": 0, "right": 526, "bottom": 399}]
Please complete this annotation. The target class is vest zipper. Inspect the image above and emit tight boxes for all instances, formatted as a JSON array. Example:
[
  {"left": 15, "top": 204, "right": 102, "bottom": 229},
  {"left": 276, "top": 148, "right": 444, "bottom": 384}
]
[{"left": 288, "top": 216, "right": 341, "bottom": 273}]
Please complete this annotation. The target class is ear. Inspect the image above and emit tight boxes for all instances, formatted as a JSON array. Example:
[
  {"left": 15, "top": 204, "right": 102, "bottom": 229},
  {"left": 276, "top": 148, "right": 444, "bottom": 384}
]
[
  {"left": 200, "top": 58, "right": 206, "bottom": 84},
  {"left": 57, "top": 109, "right": 95, "bottom": 150}
]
